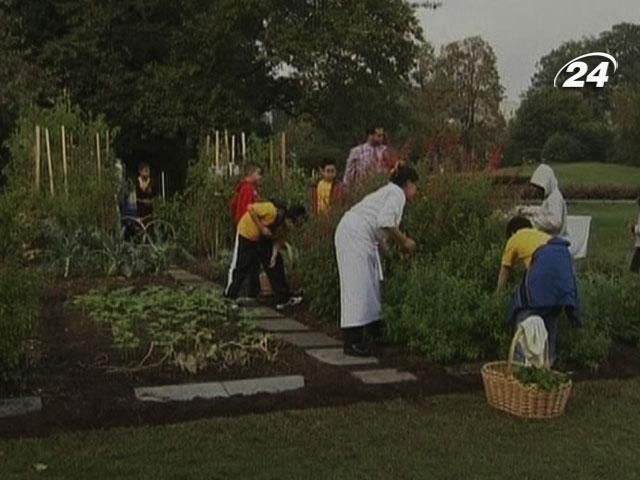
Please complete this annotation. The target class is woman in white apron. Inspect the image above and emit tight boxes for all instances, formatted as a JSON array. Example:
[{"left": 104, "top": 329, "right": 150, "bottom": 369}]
[{"left": 335, "top": 164, "right": 419, "bottom": 356}]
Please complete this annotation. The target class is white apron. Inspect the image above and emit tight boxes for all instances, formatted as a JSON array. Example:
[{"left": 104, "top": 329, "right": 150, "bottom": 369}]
[{"left": 335, "top": 213, "right": 383, "bottom": 328}]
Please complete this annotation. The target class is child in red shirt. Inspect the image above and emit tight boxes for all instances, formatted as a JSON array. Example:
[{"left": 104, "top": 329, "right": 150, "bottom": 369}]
[{"left": 230, "top": 164, "right": 262, "bottom": 225}]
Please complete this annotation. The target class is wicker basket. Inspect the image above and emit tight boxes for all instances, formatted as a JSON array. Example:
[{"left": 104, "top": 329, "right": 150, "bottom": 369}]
[{"left": 481, "top": 330, "right": 572, "bottom": 419}]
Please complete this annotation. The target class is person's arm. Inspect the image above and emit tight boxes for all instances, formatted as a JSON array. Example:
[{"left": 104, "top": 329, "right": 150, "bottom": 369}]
[
  {"left": 248, "top": 205, "right": 272, "bottom": 237},
  {"left": 269, "top": 240, "right": 283, "bottom": 268},
  {"left": 496, "top": 265, "right": 511, "bottom": 292},
  {"left": 383, "top": 227, "right": 416, "bottom": 253},
  {"left": 343, "top": 149, "right": 358, "bottom": 187}
]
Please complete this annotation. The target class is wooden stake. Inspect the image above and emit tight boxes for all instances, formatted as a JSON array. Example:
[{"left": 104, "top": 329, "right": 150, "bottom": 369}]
[
  {"left": 206, "top": 134, "right": 211, "bottom": 160},
  {"left": 215, "top": 130, "right": 220, "bottom": 173},
  {"left": 231, "top": 134, "right": 236, "bottom": 164},
  {"left": 35, "top": 125, "right": 41, "bottom": 193},
  {"left": 269, "top": 137, "right": 274, "bottom": 172},
  {"left": 241, "top": 132, "right": 246, "bottom": 163},
  {"left": 105, "top": 130, "right": 110, "bottom": 162},
  {"left": 61, "top": 126, "right": 68, "bottom": 197},
  {"left": 96, "top": 132, "right": 102, "bottom": 183},
  {"left": 161, "top": 171, "right": 166, "bottom": 202},
  {"left": 45, "top": 128, "right": 54, "bottom": 196}
]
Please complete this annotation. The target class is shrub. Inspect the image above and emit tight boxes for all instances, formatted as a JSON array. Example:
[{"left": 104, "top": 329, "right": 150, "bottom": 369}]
[
  {"left": 0, "top": 266, "right": 43, "bottom": 384},
  {"left": 541, "top": 133, "right": 587, "bottom": 163}
]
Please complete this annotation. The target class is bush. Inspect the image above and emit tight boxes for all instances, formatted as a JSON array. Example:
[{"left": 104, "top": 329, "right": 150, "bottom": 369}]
[
  {"left": 0, "top": 266, "right": 43, "bottom": 384},
  {"left": 542, "top": 133, "right": 587, "bottom": 163}
]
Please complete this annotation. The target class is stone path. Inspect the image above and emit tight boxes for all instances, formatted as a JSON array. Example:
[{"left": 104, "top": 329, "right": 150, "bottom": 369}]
[
  {"left": 135, "top": 375, "right": 305, "bottom": 403},
  {"left": 0, "top": 396, "right": 42, "bottom": 418},
  {"left": 167, "top": 266, "right": 417, "bottom": 387}
]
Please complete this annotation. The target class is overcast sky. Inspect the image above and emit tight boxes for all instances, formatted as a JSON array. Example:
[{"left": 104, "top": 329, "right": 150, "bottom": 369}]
[{"left": 417, "top": 0, "right": 640, "bottom": 103}]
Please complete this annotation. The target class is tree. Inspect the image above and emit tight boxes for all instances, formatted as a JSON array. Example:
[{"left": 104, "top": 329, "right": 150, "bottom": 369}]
[
  {"left": 612, "top": 86, "right": 640, "bottom": 166},
  {"left": 413, "top": 36, "right": 505, "bottom": 168}
]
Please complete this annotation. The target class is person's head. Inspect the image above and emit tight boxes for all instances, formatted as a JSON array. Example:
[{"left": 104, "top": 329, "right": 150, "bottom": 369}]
[
  {"left": 138, "top": 162, "right": 151, "bottom": 178},
  {"left": 506, "top": 216, "right": 533, "bottom": 238},
  {"left": 283, "top": 204, "right": 307, "bottom": 229},
  {"left": 527, "top": 163, "right": 558, "bottom": 199},
  {"left": 243, "top": 164, "right": 262, "bottom": 184},
  {"left": 390, "top": 165, "right": 419, "bottom": 202},
  {"left": 319, "top": 159, "right": 337, "bottom": 182},
  {"left": 366, "top": 126, "right": 385, "bottom": 147}
]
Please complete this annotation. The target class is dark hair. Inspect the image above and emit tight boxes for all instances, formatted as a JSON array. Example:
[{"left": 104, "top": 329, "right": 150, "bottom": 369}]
[
  {"left": 138, "top": 161, "right": 150, "bottom": 172},
  {"left": 320, "top": 158, "right": 337, "bottom": 169},
  {"left": 284, "top": 204, "right": 307, "bottom": 225},
  {"left": 366, "top": 126, "right": 383, "bottom": 136},
  {"left": 506, "top": 216, "right": 532, "bottom": 238},
  {"left": 390, "top": 165, "right": 419, "bottom": 188}
]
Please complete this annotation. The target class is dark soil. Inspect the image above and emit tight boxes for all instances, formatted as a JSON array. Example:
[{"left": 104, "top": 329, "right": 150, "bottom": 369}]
[{"left": 2, "top": 269, "right": 640, "bottom": 439}]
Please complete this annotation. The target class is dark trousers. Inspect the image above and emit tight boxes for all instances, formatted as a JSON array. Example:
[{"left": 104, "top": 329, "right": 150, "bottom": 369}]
[
  {"left": 342, "top": 321, "right": 385, "bottom": 347},
  {"left": 630, "top": 248, "right": 640, "bottom": 274},
  {"left": 225, "top": 235, "right": 291, "bottom": 303}
]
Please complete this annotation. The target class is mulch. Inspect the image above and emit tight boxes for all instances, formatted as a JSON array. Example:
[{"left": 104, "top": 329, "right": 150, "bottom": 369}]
[{"left": 1, "top": 269, "right": 640, "bottom": 439}]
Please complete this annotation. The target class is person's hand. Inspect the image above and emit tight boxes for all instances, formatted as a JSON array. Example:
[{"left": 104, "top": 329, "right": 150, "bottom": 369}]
[
  {"left": 261, "top": 226, "right": 272, "bottom": 237},
  {"left": 269, "top": 251, "right": 278, "bottom": 269},
  {"left": 402, "top": 237, "right": 416, "bottom": 254}
]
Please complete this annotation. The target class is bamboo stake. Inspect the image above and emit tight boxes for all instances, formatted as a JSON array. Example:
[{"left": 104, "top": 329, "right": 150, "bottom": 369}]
[
  {"left": 34, "top": 125, "right": 41, "bottom": 193},
  {"left": 61, "top": 126, "right": 68, "bottom": 197},
  {"left": 231, "top": 134, "right": 236, "bottom": 165},
  {"left": 206, "top": 134, "right": 211, "bottom": 160},
  {"left": 241, "top": 132, "right": 246, "bottom": 163},
  {"left": 224, "top": 130, "right": 229, "bottom": 166},
  {"left": 215, "top": 130, "right": 220, "bottom": 174},
  {"left": 45, "top": 128, "right": 54, "bottom": 196},
  {"left": 96, "top": 132, "right": 102, "bottom": 183},
  {"left": 161, "top": 171, "right": 166, "bottom": 202}
]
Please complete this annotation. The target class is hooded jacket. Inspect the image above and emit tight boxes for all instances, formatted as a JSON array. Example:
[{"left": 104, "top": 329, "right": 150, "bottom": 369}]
[{"left": 529, "top": 164, "right": 568, "bottom": 236}]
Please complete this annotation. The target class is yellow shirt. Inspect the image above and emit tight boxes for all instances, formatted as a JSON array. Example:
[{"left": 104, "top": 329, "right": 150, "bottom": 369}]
[
  {"left": 501, "top": 228, "right": 551, "bottom": 269},
  {"left": 316, "top": 180, "right": 332, "bottom": 214},
  {"left": 237, "top": 202, "right": 278, "bottom": 241}
]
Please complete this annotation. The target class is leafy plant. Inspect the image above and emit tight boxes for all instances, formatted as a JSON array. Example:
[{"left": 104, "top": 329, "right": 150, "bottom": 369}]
[
  {"left": 514, "top": 366, "right": 570, "bottom": 392},
  {"left": 73, "top": 287, "right": 279, "bottom": 373},
  {"left": 0, "top": 266, "right": 43, "bottom": 385}
]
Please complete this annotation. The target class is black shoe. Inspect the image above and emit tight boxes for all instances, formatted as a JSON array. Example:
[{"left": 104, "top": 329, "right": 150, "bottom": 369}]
[{"left": 343, "top": 342, "right": 372, "bottom": 357}]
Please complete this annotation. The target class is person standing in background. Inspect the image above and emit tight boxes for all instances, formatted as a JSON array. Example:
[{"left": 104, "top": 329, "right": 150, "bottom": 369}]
[
  {"left": 630, "top": 196, "right": 640, "bottom": 273},
  {"left": 343, "top": 127, "right": 387, "bottom": 189},
  {"left": 519, "top": 164, "right": 567, "bottom": 236},
  {"left": 310, "top": 159, "right": 344, "bottom": 216},
  {"left": 136, "top": 162, "right": 154, "bottom": 226}
]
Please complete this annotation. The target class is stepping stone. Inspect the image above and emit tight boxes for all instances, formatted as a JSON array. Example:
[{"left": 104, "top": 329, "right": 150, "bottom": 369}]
[
  {"left": 254, "top": 319, "right": 310, "bottom": 332},
  {"left": 0, "top": 396, "right": 42, "bottom": 418},
  {"left": 306, "top": 348, "right": 378, "bottom": 366},
  {"left": 351, "top": 368, "right": 417, "bottom": 385},
  {"left": 135, "top": 382, "right": 228, "bottom": 403},
  {"left": 239, "top": 307, "right": 284, "bottom": 319},
  {"left": 222, "top": 375, "right": 304, "bottom": 397},
  {"left": 274, "top": 332, "right": 341, "bottom": 348},
  {"left": 445, "top": 362, "right": 484, "bottom": 376}
]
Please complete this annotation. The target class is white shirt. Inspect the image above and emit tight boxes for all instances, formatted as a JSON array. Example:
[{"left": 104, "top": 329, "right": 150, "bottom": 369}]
[{"left": 347, "top": 182, "right": 406, "bottom": 244}]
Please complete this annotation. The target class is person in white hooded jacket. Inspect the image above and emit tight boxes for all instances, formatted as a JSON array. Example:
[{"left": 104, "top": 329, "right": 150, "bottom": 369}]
[
  {"left": 520, "top": 164, "right": 568, "bottom": 237},
  {"left": 630, "top": 196, "right": 640, "bottom": 273}
]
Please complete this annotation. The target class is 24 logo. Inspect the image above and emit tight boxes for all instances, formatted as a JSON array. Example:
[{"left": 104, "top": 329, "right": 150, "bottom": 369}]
[{"left": 554, "top": 52, "right": 618, "bottom": 89}]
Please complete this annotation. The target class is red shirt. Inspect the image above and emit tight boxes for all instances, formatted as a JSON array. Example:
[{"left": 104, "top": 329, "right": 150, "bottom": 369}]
[{"left": 230, "top": 180, "right": 259, "bottom": 225}]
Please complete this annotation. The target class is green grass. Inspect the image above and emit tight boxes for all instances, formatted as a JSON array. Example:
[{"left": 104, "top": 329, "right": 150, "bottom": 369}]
[
  {"left": 499, "top": 162, "right": 640, "bottom": 187},
  {"left": 1, "top": 379, "right": 639, "bottom": 479},
  {"left": 570, "top": 201, "right": 638, "bottom": 267}
]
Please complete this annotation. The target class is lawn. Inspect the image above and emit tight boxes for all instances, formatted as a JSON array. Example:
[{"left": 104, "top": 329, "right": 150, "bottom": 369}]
[
  {"left": 570, "top": 201, "right": 638, "bottom": 267},
  {"left": 499, "top": 162, "right": 640, "bottom": 187},
  {"left": 1, "top": 378, "right": 639, "bottom": 479}
]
